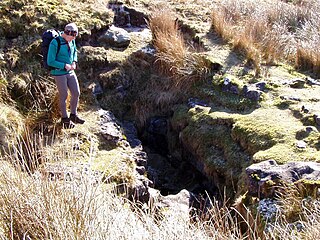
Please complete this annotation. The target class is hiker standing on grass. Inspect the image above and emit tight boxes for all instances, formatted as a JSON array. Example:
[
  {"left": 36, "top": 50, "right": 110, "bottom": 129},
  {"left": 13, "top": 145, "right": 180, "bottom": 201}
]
[{"left": 47, "top": 22, "right": 85, "bottom": 129}]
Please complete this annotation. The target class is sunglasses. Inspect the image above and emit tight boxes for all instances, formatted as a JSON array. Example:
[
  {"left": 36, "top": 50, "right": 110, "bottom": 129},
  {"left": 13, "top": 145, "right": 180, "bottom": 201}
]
[{"left": 65, "top": 30, "right": 78, "bottom": 37}]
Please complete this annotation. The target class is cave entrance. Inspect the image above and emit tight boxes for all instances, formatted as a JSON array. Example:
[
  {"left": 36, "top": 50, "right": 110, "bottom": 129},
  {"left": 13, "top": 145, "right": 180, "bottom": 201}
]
[{"left": 141, "top": 116, "right": 219, "bottom": 198}]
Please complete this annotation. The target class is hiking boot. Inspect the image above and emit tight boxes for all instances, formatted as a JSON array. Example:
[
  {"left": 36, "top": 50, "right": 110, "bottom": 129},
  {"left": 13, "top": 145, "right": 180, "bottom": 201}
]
[
  {"left": 70, "top": 114, "right": 85, "bottom": 124},
  {"left": 61, "top": 117, "right": 75, "bottom": 129}
]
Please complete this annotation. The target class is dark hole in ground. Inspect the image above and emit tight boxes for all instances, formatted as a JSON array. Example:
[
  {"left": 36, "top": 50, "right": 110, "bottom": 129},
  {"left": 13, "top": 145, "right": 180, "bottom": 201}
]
[{"left": 141, "top": 116, "right": 218, "bottom": 198}]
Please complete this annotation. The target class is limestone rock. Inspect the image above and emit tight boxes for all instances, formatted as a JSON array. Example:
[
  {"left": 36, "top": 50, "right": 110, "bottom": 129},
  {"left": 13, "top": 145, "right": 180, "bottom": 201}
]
[
  {"left": 98, "top": 26, "right": 131, "bottom": 48},
  {"left": 99, "top": 109, "right": 123, "bottom": 145},
  {"left": 289, "top": 78, "right": 305, "bottom": 88},
  {"left": 246, "top": 160, "right": 320, "bottom": 198},
  {"left": 242, "top": 85, "right": 263, "bottom": 101}
]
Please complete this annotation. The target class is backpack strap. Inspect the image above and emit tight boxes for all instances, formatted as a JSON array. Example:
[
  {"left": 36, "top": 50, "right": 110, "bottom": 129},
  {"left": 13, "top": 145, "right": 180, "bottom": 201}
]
[{"left": 55, "top": 37, "right": 61, "bottom": 56}]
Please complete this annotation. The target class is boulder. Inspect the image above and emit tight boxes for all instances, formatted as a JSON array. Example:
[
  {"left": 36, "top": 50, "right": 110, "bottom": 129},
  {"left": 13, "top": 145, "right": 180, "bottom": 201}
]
[
  {"left": 246, "top": 160, "right": 320, "bottom": 198},
  {"left": 242, "top": 85, "right": 263, "bottom": 101},
  {"left": 99, "top": 109, "right": 123, "bottom": 145},
  {"left": 98, "top": 26, "right": 131, "bottom": 48}
]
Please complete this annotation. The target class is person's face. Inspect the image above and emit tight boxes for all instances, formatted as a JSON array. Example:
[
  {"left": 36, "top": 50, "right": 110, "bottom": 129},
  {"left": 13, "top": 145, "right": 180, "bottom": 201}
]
[{"left": 64, "top": 30, "right": 77, "bottom": 41}]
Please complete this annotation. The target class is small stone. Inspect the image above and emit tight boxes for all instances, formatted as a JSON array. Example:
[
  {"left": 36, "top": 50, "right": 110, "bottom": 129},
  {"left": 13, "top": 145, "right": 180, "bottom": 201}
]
[
  {"left": 296, "top": 140, "right": 307, "bottom": 149},
  {"left": 301, "top": 105, "right": 310, "bottom": 113},
  {"left": 306, "top": 126, "right": 318, "bottom": 133},
  {"left": 255, "top": 81, "right": 266, "bottom": 91},
  {"left": 314, "top": 114, "right": 320, "bottom": 126},
  {"left": 290, "top": 78, "right": 305, "bottom": 88},
  {"left": 136, "top": 166, "right": 146, "bottom": 175}
]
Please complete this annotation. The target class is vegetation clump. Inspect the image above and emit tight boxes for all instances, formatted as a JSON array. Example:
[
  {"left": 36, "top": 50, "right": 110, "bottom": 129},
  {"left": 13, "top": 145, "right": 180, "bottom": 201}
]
[{"left": 211, "top": 0, "right": 320, "bottom": 77}]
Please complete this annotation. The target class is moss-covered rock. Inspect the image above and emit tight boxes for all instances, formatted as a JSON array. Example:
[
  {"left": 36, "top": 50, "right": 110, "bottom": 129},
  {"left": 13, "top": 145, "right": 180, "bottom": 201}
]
[
  {"left": 78, "top": 46, "right": 109, "bottom": 72},
  {"left": 170, "top": 102, "right": 320, "bottom": 197}
]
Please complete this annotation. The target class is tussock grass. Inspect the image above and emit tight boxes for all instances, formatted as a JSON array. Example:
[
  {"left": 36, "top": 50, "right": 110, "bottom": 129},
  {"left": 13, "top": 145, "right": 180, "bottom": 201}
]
[
  {"left": 148, "top": 8, "right": 210, "bottom": 88},
  {"left": 211, "top": 0, "right": 320, "bottom": 76},
  {"left": 2, "top": 122, "right": 320, "bottom": 239},
  {"left": 266, "top": 183, "right": 320, "bottom": 239},
  {"left": 0, "top": 129, "right": 262, "bottom": 240},
  {"left": 0, "top": 103, "right": 24, "bottom": 153}
]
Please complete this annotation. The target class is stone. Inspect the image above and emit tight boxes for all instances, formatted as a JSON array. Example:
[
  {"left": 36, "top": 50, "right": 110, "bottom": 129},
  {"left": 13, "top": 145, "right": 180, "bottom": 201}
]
[
  {"left": 188, "top": 98, "right": 208, "bottom": 108},
  {"left": 306, "top": 77, "right": 320, "bottom": 86},
  {"left": 125, "top": 7, "right": 148, "bottom": 27},
  {"left": 136, "top": 165, "right": 146, "bottom": 175},
  {"left": 296, "top": 140, "right": 307, "bottom": 149},
  {"left": 99, "top": 109, "right": 123, "bottom": 145},
  {"left": 314, "top": 114, "right": 320, "bottom": 126},
  {"left": 157, "top": 189, "right": 192, "bottom": 221},
  {"left": 306, "top": 126, "right": 318, "bottom": 133},
  {"left": 246, "top": 160, "right": 320, "bottom": 198},
  {"left": 243, "top": 85, "right": 262, "bottom": 101},
  {"left": 280, "top": 95, "right": 301, "bottom": 101},
  {"left": 255, "top": 81, "right": 266, "bottom": 91},
  {"left": 222, "top": 78, "right": 240, "bottom": 95},
  {"left": 98, "top": 26, "right": 131, "bottom": 48},
  {"left": 301, "top": 105, "right": 310, "bottom": 113},
  {"left": 289, "top": 78, "right": 305, "bottom": 88},
  {"left": 122, "top": 121, "right": 143, "bottom": 149},
  {"left": 92, "top": 82, "right": 103, "bottom": 95}
]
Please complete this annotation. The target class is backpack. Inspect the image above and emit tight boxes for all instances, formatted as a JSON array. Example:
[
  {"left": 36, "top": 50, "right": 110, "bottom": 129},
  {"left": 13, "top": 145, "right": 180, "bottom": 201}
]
[{"left": 41, "top": 29, "right": 61, "bottom": 70}]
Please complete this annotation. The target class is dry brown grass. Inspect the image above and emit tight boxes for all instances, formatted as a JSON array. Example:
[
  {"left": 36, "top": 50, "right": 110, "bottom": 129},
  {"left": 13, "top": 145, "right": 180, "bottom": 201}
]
[
  {"left": 211, "top": 0, "right": 320, "bottom": 76},
  {"left": 148, "top": 8, "right": 210, "bottom": 88},
  {"left": 0, "top": 131, "right": 262, "bottom": 240},
  {"left": 2, "top": 131, "right": 320, "bottom": 239}
]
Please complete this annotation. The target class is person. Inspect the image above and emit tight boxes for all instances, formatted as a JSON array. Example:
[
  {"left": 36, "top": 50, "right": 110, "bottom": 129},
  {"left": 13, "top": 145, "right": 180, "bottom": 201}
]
[{"left": 47, "top": 22, "right": 85, "bottom": 128}]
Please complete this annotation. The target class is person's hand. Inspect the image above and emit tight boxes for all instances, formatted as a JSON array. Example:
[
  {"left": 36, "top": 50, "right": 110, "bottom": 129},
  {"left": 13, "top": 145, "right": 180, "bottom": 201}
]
[
  {"left": 71, "top": 62, "right": 76, "bottom": 70},
  {"left": 65, "top": 63, "right": 72, "bottom": 71}
]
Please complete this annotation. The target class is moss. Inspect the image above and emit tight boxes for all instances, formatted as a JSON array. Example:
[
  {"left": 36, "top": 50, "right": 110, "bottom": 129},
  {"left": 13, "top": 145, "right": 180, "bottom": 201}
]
[
  {"left": 178, "top": 108, "right": 250, "bottom": 191},
  {"left": 253, "top": 142, "right": 320, "bottom": 163},
  {"left": 91, "top": 149, "right": 136, "bottom": 186},
  {"left": 98, "top": 69, "right": 120, "bottom": 88},
  {"left": 232, "top": 116, "right": 285, "bottom": 155},
  {"left": 1, "top": 0, "right": 113, "bottom": 37},
  {"left": 200, "top": 86, "right": 257, "bottom": 111},
  {"left": 78, "top": 46, "right": 109, "bottom": 73},
  {"left": 251, "top": 173, "right": 260, "bottom": 181},
  {"left": 274, "top": 98, "right": 296, "bottom": 110},
  {"left": 266, "top": 179, "right": 276, "bottom": 186},
  {"left": 301, "top": 114, "right": 316, "bottom": 126},
  {"left": 171, "top": 104, "right": 190, "bottom": 131},
  {"left": 302, "top": 131, "right": 320, "bottom": 149}
]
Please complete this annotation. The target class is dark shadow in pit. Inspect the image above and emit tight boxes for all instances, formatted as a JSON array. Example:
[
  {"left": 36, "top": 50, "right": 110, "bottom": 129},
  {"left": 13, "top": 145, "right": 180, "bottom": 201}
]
[{"left": 141, "top": 116, "right": 218, "bottom": 199}]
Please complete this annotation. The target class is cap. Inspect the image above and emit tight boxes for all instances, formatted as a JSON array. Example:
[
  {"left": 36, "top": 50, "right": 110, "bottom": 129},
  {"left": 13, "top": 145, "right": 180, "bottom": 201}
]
[{"left": 64, "top": 23, "right": 78, "bottom": 34}]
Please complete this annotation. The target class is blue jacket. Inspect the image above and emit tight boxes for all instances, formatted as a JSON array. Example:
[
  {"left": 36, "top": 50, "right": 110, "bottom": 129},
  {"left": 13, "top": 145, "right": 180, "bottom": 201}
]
[{"left": 47, "top": 34, "right": 78, "bottom": 76}]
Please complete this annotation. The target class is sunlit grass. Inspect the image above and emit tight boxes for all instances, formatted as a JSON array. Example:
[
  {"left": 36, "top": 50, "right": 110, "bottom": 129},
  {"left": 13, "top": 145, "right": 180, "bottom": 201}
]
[
  {"left": 148, "top": 8, "right": 210, "bottom": 88},
  {"left": 0, "top": 129, "right": 261, "bottom": 239},
  {"left": 1, "top": 124, "right": 320, "bottom": 239},
  {"left": 211, "top": 0, "right": 320, "bottom": 77}
]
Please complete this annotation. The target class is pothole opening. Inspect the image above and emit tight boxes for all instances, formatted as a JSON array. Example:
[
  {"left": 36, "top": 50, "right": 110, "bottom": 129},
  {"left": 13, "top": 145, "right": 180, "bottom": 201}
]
[{"left": 141, "top": 116, "right": 219, "bottom": 198}]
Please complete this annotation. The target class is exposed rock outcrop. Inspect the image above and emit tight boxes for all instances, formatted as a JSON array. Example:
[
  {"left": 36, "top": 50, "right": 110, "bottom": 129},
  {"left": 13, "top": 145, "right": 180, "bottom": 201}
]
[{"left": 246, "top": 160, "right": 320, "bottom": 198}]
